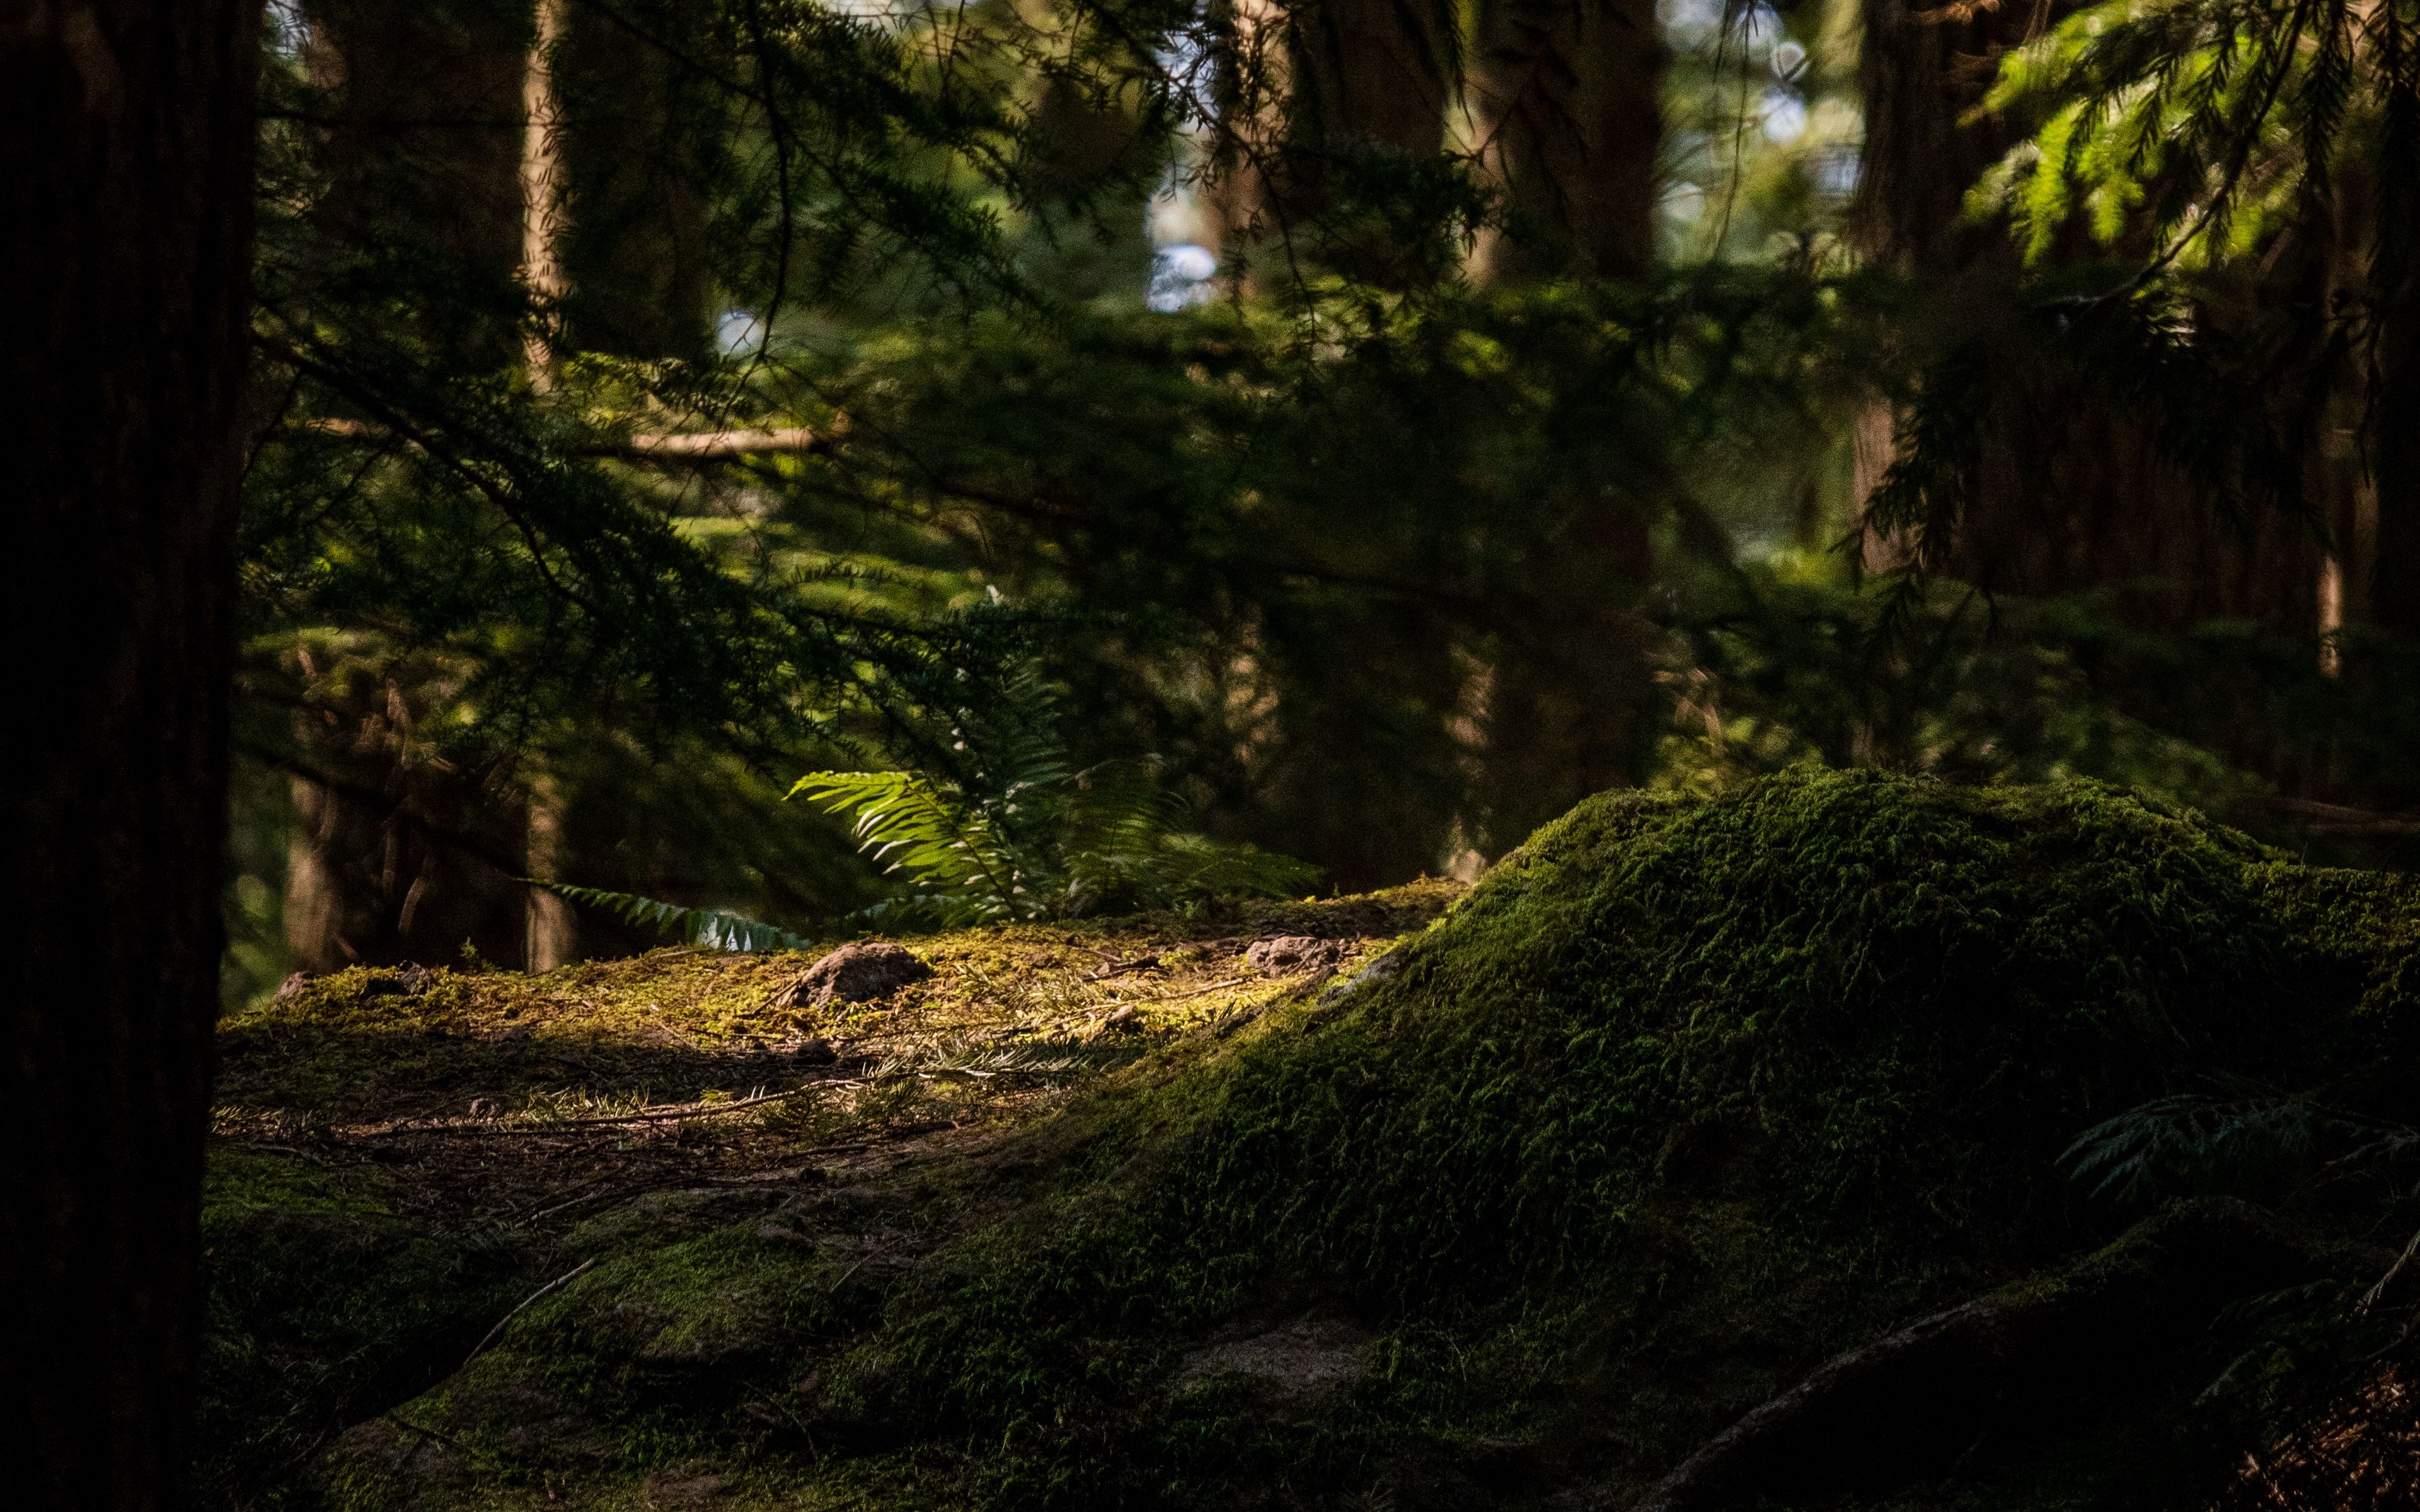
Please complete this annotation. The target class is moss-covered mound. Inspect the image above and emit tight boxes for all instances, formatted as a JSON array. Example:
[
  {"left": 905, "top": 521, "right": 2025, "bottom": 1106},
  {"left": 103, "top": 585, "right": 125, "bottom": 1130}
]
[
  {"left": 321, "top": 771, "right": 2420, "bottom": 1510},
  {"left": 200, "top": 1153, "right": 525, "bottom": 1508}
]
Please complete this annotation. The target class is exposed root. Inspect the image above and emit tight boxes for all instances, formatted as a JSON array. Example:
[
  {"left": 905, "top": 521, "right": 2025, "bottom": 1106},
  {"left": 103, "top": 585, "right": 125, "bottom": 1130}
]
[{"left": 1622, "top": 1201, "right": 2341, "bottom": 1512}]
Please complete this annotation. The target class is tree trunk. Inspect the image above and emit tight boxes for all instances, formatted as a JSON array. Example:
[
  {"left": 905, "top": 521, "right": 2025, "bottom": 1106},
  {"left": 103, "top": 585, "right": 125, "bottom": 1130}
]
[
  {"left": 1851, "top": 0, "right": 2039, "bottom": 277},
  {"left": 524, "top": 774, "right": 578, "bottom": 971},
  {"left": 0, "top": 3, "right": 261, "bottom": 1506},
  {"left": 1852, "top": 0, "right": 2329, "bottom": 639},
  {"left": 1210, "top": 0, "right": 1453, "bottom": 286},
  {"left": 1468, "top": 0, "right": 1663, "bottom": 282},
  {"left": 1289, "top": 0, "right": 1450, "bottom": 161},
  {"left": 520, "top": 0, "right": 570, "bottom": 379},
  {"left": 308, "top": 0, "right": 530, "bottom": 364}
]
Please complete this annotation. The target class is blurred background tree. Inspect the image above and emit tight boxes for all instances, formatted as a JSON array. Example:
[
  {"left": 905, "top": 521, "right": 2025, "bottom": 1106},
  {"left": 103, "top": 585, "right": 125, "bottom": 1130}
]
[{"left": 227, "top": 0, "right": 2420, "bottom": 1004}]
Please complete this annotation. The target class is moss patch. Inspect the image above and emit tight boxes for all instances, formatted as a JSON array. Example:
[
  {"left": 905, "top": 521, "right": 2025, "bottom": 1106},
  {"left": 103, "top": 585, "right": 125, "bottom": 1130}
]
[
  {"left": 208, "top": 884, "right": 1457, "bottom": 1508},
  {"left": 199, "top": 1152, "right": 527, "bottom": 1509},
  {"left": 291, "top": 774, "right": 2420, "bottom": 1509}
]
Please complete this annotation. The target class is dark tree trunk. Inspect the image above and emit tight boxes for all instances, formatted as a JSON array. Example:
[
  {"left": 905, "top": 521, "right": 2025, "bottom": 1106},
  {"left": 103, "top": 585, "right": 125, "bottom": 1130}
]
[
  {"left": 308, "top": 0, "right": 530, "bottom": 364},
  {"left": 1290, "top": 0, "right": 1451, "bottom": 161},
  {"left": 560, "top": 0, "right": 723, "bottom": 362},
  {"left": 1469, "top": 0, "right": 1664, "bottom": 282},
  {"left": 0, "top": 3, "right": 260, "bottom": 1506},
  {"left": 1853, "top": 0, "right": 2327, "bottom": 638},
  {"left": 1211, "top": 0, "right": 1454, "bottom": 287}
]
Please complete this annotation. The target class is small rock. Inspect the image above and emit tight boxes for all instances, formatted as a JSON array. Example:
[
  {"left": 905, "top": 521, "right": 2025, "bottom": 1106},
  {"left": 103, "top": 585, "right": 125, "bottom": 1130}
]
[
  {"left": 639, "top": 1470, "right": 728, "bottom": 1506},
  {"left": 1178, "top": 1314, "right": 1375, "bottom": 1406},
  {"left": 769, "top": 942, "right": 931, "bottom": 1009},
  {"left": 1245, "top": 936, "right": 1346, "bottom": 976},
  {"left": 1318, "top": 951, "right": 1403, "bottom": 1005}
]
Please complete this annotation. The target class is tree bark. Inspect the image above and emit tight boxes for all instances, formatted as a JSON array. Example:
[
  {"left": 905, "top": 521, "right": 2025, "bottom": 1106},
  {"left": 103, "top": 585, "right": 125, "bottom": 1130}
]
[
  {"left": 524, "top": 772, "right": 578, "bottom": 971},
  {"left": 1289, "top": 0, "right": 1451, "bottom": 161},
  {"left": 0, "top": 2, "right": 262, "bottom": 1506},
  {"left": 519, "top": 0, "right": 570, "bottom": 378},
  {"left": 1210, "top": 0, "right": 1453, "bottom": 287},
  {"left": 306, "top": 0, "right": 529, "bottom": 364},
  {"left": 1468, "top": 0, "right": 1663, "bottom": 282}
]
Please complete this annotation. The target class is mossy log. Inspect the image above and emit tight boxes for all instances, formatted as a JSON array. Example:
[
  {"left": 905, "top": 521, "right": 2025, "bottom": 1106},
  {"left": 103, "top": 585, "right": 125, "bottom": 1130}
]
[{"left": 1623, "top": 1199, "right": 2342, "bottom": 1512}]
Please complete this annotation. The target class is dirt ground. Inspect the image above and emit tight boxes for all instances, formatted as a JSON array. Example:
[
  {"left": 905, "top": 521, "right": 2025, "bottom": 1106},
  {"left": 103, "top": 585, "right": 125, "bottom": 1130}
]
[{"left": 212, "top": 881, "right": 1461, "bottom": 1271}]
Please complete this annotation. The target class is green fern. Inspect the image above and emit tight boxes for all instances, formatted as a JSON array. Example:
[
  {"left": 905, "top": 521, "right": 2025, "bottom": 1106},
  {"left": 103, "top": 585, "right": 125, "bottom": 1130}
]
[
  {"left": 524, "top": 879, "right": 820, "bottom": 954},
  {"left": 2062, "top": 1082, "right": 2420, "bottom": 1208},
  {"left": 790, "top": 670, "right": 1317, "bottom": 925}
]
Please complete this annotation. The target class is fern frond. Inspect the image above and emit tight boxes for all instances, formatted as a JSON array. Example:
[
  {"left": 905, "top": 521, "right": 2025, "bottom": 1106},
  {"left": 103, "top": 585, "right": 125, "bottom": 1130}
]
[
  {"left": 795, "top": 667, "right": 1318, "bottom": 924},
  {"left": 2062, "top": 1084, "right": 2418, "bottom": 1207},
  {"left": 526, "top": 879, "right": 820, "bottom": 954},
  {"left": 788, "top": 769, "right": 1038, "bottom": 922}
]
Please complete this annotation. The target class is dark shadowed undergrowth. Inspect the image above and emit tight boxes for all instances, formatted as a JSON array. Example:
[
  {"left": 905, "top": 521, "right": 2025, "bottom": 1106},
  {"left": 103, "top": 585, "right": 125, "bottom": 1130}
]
[{"left": 238, "top": 771, "right": 2420, "bottom": 1509}]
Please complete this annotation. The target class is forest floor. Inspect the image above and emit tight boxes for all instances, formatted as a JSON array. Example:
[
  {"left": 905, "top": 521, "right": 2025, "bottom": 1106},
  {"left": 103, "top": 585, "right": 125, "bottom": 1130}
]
[{"left": 202, "top": 882, "right": 1461, "bottom": 1508}]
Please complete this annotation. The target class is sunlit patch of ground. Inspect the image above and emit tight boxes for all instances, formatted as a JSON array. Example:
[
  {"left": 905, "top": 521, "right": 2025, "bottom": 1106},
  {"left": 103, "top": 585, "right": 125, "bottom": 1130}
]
[
  {"left": 202, "top": 884, "right": 1460, "bottom": 1506},
  {"left": 210, "top": 881, "right": 1460, "bottom": 1283},
  {"left": 2227, "top": 1366, "right": 2420, "bottom": 1511}
]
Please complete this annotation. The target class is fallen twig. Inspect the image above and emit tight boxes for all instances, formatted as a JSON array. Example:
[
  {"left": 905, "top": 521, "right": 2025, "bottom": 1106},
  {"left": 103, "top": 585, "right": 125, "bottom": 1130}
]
[
  {"left": 1140, "top": 975, "right": 1256, "bottom": 1002},
  {"left": 462, "top": 1257, "right": 597, "bottom": 1369},
  {"left": 367, "top": 1077, "right": 853, "bottom": 1136},
  {"left": 508, "top": 1182, "right": 624, "bottom": 1228},
  {"left": 1085, "top": 955, "right": 1164, "bottom": 982}
]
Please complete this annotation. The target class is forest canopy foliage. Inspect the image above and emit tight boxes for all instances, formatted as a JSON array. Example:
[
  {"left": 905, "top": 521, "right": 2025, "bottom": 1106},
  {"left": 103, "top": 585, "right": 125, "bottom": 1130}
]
[{"left": 231, "top": 0, "right": 2420, "bottom": 999}]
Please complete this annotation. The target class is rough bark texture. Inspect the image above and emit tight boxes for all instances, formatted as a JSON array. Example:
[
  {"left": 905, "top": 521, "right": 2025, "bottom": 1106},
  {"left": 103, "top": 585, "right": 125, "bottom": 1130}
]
[
  {"left": 1853, "top": 0, "right": 2327, "bottom": 635},
  {"left": 1468, "top": 0, "right": 1663, "bottom": 282},
  {"left": 1289, "top": 0, "right": 1451, "bottom": 160},
  {"left": 1212, "top": 0, "right": 1453, "bottom": 287},
  {"left": 309, "top": 0, "right": 529, "bottom": 360},
  {"left": 0, "top": 1, "right": 261, "bottom": 1505},
  {"left": 281, "top": 765, "right": 530, "bottom": 973},
  {"left": 524, "top": 775, "right": 578, "bottom": 971},
  {"left": 1852, "top": 0, "right": 2044, "bottom": 277}
]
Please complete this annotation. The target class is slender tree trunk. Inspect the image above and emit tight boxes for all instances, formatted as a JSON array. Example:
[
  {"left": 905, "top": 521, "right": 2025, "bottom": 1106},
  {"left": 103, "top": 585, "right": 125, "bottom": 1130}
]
[
  {"left": 0, "top": 3, "right": 261, "bottom": 1506},
  {"left": 557, "top": 0, "right": 717, "bottom": 360},
  {"left": 285, "top": 773, "right": 353, "bottom": 972},
  {"left": 1211, "top": 0, "right": 1452, "bottom": 285},
  {"left": 519, "top": 0, "right": 570, "bottom": 381},
  {"left": 524, "top": 773, "right": 577, "bottom": 971},
  {"left": 519, "top": 0, "right": 580, "bottom": 970},
  {"left": 1209, "top": 0, "right": 1293, "bottom": 290},
  {"left": 309, "top": 0, "right": 529, "bottom": 364},
  {"left": 1290, "top": 0, "right": 1450, "bottom": 159}
]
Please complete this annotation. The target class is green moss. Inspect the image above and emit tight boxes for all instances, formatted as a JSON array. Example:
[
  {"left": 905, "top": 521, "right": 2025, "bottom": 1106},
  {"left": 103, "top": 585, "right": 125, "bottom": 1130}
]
[
  {"left": 325, "top": 774, "right": 2420, "bottom": 1509},
  {"left": 199, "top": 1151, "right": 527, "bottom": 1509}
]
